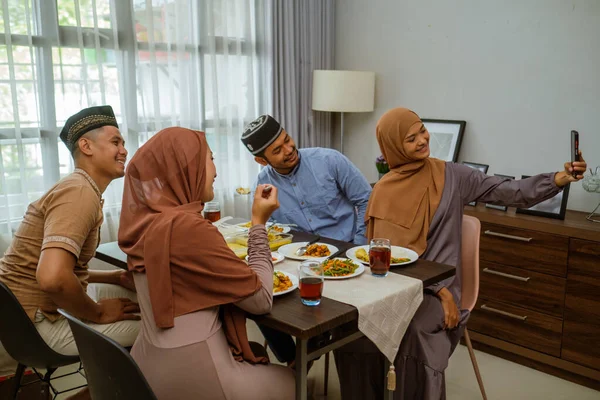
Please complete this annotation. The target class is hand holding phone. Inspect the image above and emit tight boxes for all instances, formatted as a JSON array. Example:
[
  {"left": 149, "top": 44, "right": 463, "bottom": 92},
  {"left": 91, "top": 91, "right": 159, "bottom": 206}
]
[
  {"left": 557, "top": 130, "right": 587, "bottom": 186},
  {"left": 571, "top": 130, "right": 580, "bottom": 177}
]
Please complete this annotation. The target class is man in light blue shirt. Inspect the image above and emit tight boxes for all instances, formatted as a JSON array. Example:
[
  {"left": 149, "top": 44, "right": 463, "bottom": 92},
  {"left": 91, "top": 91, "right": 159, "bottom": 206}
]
[
  {"left": 241, "top": 114, "right": 371, "bottom": 244},
  {"left": 241, "top": 114, "right": 372, "bottom": 364}
]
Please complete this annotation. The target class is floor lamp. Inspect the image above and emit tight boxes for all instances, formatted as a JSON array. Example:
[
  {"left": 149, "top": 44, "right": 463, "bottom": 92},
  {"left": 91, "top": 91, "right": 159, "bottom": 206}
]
[{"left": 312, "top": 70, "right": 375, "bottom": 153}]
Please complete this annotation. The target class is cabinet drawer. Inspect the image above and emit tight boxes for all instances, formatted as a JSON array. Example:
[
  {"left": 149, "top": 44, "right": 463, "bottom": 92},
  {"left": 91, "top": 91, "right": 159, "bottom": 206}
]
[
  {"left": 468, "top": 298, "right": 562, "bottom": 357},
  {"left": 479, "top": 261, "right": 566, "bottom": 318},
  {"left": 480, "top": 222, "right": 568, "bottom": 277},
  {"left": 563, "top": 239, "right": 600, "bottom": 370}
]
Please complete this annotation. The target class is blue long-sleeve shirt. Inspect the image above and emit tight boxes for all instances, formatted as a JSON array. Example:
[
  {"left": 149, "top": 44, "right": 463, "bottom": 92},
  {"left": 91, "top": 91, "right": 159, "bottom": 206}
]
[{"left": 255, "top": 148, "right": 371, "bottom": 244}]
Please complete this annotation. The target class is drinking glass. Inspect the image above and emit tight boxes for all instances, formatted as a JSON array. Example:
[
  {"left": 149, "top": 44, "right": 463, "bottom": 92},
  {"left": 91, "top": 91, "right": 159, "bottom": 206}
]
[
  {"left": 203, "top": 201, "right": 221, "bottom": 222},
  {"left": 369, "top": 238, "right": 391, "bottom": 277},
  {"left": 298, "top": 261, "right": 324, "bottom": 306}
]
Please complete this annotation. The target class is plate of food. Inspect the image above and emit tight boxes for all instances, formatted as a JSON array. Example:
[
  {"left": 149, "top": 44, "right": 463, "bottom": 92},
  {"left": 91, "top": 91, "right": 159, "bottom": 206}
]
[
  {"left": 273, "top": 270, "right": 298, "bottom": 296},
  {"left": 277, "top": 242, "right": 339, "bottom": 261},
  {"left": 235, "top": 187, "right": 251, "bottom": 195},
  {"left": 321, "top": 258, "right": 364, "bottom": 280},
  {"left": 346, "top": 245, "right": 418, "bottom": 266},
  {"left": 236, "top": 221, "right": 252, "bottom": 230},
  {"left": 245, "top": 252, "right": 284, "bottom": 265},
  {"left": 226, "top": 232, "right": 293, "bottom": 251},
  {"left": 267, "top": 224, "right": 291, "bottom": 234},
  {"left": 235, "top": 221, "right": 291, "bottom": 234}
]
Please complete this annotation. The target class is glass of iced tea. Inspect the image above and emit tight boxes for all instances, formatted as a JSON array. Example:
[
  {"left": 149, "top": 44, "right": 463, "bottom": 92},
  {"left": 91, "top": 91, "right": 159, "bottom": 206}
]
[
  {"left": 369, "top": 238, "right": 391, "bottom": 277},
  {"left": 298, "top": 261, "right": 324, "bottom": 306},
  {"left": 203, "top": 201, "right": 221, "bottom": 223}
]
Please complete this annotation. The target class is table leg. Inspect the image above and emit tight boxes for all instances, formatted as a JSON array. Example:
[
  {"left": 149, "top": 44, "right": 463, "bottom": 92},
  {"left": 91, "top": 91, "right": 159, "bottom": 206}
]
[
  {"left": 295, "top": 338, "right": 308, "bottom": 400},
  {"left": 384, "top": 358, "right": 394, "bottom": 400}
]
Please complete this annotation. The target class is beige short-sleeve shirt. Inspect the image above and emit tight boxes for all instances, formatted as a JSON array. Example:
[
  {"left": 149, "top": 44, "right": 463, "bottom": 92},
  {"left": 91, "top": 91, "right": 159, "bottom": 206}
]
[{"left": 0, "top": 169, "right": 103, "bottom": 321}]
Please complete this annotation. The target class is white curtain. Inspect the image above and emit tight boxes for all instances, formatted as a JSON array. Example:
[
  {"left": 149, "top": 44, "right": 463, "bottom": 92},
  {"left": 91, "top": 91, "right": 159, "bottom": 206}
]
[{"left": 0, "top": 0, "right": 269, "bottom": 242}]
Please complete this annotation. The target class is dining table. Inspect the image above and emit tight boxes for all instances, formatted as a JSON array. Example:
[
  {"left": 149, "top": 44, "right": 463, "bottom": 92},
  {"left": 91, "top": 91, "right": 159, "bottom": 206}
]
[{"left": 94, "top": 231, "right": 455, "bottom": 400}]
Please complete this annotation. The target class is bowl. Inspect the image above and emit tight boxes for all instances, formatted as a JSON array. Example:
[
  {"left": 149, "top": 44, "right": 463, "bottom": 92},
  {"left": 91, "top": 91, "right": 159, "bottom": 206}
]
[
  {"left": 225, "top": 238, "right": 248, "bottom": 259},
  {"left": 582, "top": 175, "right": 600, "bottom": 193}
]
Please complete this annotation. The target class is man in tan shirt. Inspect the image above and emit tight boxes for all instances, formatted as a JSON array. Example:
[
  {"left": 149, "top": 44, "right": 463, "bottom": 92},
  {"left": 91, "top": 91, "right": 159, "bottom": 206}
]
[{"left": 0, "top": 106, "right": 140, "bottom": 387}]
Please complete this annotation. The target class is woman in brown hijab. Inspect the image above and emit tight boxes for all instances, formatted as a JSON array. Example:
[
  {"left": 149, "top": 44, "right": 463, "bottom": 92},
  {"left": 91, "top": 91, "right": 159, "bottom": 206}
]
[
  {"left": 334, "top": 108, "right": 587, "bottom": 400},
  {"left": 118, "top": 127, "right": 294, "bottom": 399}
]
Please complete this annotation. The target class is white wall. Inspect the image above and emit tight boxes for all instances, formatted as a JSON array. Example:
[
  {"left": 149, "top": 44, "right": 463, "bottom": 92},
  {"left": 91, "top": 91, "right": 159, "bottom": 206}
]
[{"left": 335, "top": 0, "right": 600, "bottom": 212}]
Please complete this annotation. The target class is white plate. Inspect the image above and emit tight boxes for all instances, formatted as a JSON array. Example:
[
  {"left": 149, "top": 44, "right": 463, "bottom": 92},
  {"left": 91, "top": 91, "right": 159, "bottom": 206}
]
[
  {"left": 268, "top": 224, "right": 291, "bottom": 234},
  {"left": 213, "top": 217, "right": 248, "bottom": 236},
  {"left": 235, "top": 221, "right": 252, "bottom": 230},
  {"left": 278, "top": 242, "right": 339, "bottom": 261},
  {"left": 321, "top": 258, "right": 365, "bottom": 280},
  {"left": 346, "top": 245, "right": 418, "bottom": 266},
  {"left": 245, "top": 252, "right": 284, "bottom": 265},
  {"left": 273, "top": 270, "right": 298, "bottom": 296},
  {"left": 235, "top": 222, "right": 291, "bottom": 234}
]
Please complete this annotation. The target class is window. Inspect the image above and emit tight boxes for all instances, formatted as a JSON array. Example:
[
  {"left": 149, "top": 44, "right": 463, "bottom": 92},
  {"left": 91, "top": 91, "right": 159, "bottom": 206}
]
[{"left": 0, "top": 0, "right": 267, "bottom": 237}]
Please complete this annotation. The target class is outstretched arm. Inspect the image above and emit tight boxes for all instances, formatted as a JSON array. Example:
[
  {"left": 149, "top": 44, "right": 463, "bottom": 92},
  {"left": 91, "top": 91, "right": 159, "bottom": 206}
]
[{"left": 458, "top": 152, "right": 587, "bottom": 207}]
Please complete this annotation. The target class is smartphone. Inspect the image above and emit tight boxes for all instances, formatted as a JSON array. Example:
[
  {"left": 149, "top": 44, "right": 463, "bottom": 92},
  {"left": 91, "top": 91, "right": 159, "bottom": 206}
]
[{"left": 571, "top": 130, "right": 579, "bottom": 177}]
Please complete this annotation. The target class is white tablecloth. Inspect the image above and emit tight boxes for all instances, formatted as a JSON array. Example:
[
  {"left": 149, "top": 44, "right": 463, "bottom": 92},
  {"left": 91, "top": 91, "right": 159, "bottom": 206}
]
[{"left": 275, "top": 259, "right": 423, "bottom": 363}]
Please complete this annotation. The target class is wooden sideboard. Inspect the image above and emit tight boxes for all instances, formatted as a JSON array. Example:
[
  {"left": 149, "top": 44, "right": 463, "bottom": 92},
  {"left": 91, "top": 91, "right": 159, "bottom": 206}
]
[{"left": 464, "top": 204, "right": 600, "bottom": 391}]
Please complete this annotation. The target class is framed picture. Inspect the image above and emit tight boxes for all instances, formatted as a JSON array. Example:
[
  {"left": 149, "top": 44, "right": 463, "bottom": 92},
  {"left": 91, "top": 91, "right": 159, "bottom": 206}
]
[
  {"left": 516, "top": 175, "right": 570, "bottom": 220},
  {"left": 485, "top": 174, "right": 515, "bottom": 211},
  {"left": 422, "top": 119, "right": 466, "bottom": 162},
  {"left": 462, "top": 162, "right": 489, "bottom": 206}
]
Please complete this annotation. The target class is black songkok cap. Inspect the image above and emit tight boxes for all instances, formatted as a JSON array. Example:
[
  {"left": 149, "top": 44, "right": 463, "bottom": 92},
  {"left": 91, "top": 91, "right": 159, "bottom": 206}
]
[
  {"left": 60, "top": 105, "right": 119, "bottom": 152},
  {"left": 241, "top": 115, "right": 283, "bottom": 155}
]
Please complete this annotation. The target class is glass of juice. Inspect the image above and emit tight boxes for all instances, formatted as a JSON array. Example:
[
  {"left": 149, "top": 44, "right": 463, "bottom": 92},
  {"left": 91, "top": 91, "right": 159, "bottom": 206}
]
[
  {"left": 298, "top": 261, "right": 324, "bottom": 306},
  {"left": 203, "top": 201, "right": 221, "bottom": 222},
  {"left": 369, "top": 238, "right": 391, "bottom": 277}
]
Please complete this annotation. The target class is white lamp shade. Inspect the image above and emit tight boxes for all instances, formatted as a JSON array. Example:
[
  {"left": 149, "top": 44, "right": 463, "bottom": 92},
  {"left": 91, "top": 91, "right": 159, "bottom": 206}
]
[{"left": 312, "top": 70, "right": 375, "bottom": 112}]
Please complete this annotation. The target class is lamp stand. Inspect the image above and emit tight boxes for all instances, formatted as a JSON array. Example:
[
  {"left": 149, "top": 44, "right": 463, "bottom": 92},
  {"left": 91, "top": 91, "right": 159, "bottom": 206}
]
[
  {"left": 587, "top": 200, "right": 600, "bottom": 223},
  {"left": 340, "top": 111, "right": 345, "bottom": 154}
]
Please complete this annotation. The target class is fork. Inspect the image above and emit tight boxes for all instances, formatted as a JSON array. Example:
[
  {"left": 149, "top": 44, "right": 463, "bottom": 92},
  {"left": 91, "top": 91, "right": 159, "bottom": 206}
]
[{"left": 295, "top": 235, "right": 321, "bottom": 256}]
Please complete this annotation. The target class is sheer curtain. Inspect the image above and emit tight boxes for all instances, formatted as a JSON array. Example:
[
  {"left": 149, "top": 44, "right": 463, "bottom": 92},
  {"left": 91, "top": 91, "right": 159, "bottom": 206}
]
[
  {"left": 270, "top": 0, "right": 334, "bottom": 148},
  {"left": 0, "top": 0, "right": 268, "bottom": 242}
]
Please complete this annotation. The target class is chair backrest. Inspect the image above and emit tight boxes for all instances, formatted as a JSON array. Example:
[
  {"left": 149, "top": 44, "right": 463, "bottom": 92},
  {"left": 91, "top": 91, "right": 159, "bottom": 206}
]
[
  {"left": 461, "top": 215, "right": 481, "bottom": 312},
  {"left": 58, "top": 309, "right": 157, "bottom": 400},
  {"left": 0, "top": 281, "right": 79, "bottom": 369}
]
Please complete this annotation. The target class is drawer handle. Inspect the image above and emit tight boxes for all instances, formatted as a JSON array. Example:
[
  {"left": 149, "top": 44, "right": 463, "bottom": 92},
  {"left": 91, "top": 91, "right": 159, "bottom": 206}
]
[
  {"left": 484, "top": 230, "right": 533, "bottom": 242},
  {"left": 481, "top": 304, "right": 528, "bottom": 321},
  {"left": 483, "top": 268, "right": 531, "bottom": 282}
]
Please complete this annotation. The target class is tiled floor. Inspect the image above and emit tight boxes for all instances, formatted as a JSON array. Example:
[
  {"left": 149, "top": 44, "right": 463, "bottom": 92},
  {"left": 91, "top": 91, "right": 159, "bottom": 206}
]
[
  {"left": 43, "top": 321, "right": 598, "bottom": 399},
  {"left": 445, "top": 344, "right": 600, "bottom": 400}
]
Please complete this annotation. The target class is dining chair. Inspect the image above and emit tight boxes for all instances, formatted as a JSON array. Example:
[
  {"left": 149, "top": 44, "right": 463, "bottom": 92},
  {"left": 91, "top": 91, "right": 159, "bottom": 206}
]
[
  {"left": 461, "top": 214, "right": 488, "bottom": 400},
  {"left": 0, "top": 282, "right": 85, "bottom": 399},
  {"left": 323, "top": 216, "right": 486, "bottom": 399},
  {"left": 58, "top": 309, "right": 157, "bottom": 400}
]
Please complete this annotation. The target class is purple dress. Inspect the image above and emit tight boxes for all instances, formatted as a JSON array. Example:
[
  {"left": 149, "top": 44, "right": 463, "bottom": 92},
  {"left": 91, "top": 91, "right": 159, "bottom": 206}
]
[{"left": 334, "top": 163, "right": 561, "bottom": 400}]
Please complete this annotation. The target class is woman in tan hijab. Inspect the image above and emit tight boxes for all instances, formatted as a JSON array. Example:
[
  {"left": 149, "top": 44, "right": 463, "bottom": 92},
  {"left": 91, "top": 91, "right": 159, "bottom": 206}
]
[
  {"left": 118, "top": 127, "right": 294, "bottom": 399},
  {"left": 334, "top": 108, "right": 587, "bottom": 400}
]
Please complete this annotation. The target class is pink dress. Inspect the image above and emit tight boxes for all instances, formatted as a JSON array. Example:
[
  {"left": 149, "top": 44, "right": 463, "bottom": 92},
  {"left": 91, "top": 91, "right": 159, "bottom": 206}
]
[{"left": 131, "top": 226, "right": 294, "bottom": 399}]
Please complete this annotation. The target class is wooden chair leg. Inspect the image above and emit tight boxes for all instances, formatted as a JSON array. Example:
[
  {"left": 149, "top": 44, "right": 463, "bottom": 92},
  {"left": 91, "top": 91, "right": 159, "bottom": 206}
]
[
  {"left": 324, "top": 352, "right": 330, "bottom": 397},
  {"left": 464, "top": 328, "right": 487, "bottom": 400},
  {"left": 11, "top": 363, "right": 26, "bottom": 400}
]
